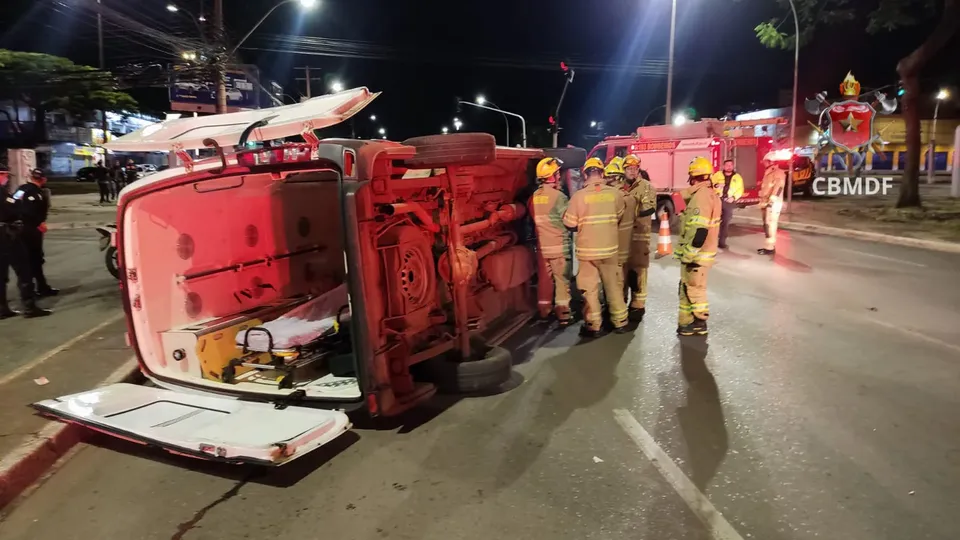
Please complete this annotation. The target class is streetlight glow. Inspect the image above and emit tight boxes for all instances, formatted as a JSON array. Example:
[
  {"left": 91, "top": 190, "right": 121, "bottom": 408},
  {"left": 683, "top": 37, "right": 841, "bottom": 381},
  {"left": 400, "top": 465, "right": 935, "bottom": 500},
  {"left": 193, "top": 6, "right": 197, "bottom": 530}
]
[
  {"left": 442, "top": 127, "right": 449, "bottom": 134},
  {"left": 454, "top": 120, "right": 463, "bottom": 131},
  {"left": 198, "top": 14, "right": 206, "bottom": 22},
  {"left": 378, "top": 127, "right": 386, "bottom": 136},
  {"left": 476, "top": 95, "right": 486, "bottom": 105},
  {"left": 937, "top": 89, "right": 950, "bottom": 101},
  {"left": 673, "top": 114, "right": 688, "bottom": 126},
  {"left": 298, "top": 0, "right": 319, "bottom": 9},
  {"left": 590, "top": 121, "right": 597, "bottom": 128},
  {"left": 330, "top": 81, "right": 344, "bottom": 93},
  {"left": 166, "top": 4, "right": 179, "bottom": 12},
  {"left": 369, "top": 115, "right": 377, "bottom": 122}
]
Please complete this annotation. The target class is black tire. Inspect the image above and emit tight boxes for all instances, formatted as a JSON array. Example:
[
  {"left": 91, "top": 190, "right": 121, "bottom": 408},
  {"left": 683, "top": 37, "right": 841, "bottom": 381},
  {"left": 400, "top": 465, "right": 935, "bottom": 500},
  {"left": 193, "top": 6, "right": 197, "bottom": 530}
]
[
  {"left": 105, "top": 247, "right": 120, "bottom": 279},
  {"left": 420, "top": 345, "right": 513, "bottom": 394}
]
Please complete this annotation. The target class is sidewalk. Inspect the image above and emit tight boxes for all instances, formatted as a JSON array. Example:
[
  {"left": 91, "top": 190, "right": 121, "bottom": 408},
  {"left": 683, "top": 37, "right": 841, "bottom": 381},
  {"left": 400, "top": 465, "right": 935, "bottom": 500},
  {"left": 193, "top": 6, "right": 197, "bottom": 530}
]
[
  {"left": 48, "top": 193, "right": 117, "bottom": 230},
  {"left": 733, "top": 184, "right": 960, "bottom": 252}
]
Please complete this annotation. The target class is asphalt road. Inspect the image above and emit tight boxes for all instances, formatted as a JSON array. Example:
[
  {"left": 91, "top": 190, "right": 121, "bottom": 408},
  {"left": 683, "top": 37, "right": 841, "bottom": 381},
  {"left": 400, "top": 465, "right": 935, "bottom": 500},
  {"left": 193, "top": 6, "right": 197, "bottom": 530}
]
[{"left": 2, "top": 224, "right": 960, "bottom": 540}]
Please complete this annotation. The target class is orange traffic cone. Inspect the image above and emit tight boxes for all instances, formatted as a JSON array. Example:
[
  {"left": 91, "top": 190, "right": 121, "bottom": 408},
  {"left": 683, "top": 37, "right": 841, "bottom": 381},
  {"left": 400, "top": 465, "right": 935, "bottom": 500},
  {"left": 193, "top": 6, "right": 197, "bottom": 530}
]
[{"left": 655, "top": 211, "right": 673, "bottom": 259}]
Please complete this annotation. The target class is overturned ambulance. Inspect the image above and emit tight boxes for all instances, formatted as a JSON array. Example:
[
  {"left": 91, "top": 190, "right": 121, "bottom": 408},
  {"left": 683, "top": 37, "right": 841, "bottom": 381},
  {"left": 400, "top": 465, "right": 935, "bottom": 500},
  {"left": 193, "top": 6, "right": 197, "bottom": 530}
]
[{"left": 34, "top": 88, "right": 585, "bottom": 466}]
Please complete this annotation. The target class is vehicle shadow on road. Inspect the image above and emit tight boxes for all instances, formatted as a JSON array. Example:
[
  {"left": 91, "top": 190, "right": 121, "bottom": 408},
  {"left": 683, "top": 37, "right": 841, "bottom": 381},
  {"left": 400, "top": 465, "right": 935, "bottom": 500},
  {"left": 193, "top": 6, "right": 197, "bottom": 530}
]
[{"left": 370, "top": 328, "right": 632, "bottom": 538}]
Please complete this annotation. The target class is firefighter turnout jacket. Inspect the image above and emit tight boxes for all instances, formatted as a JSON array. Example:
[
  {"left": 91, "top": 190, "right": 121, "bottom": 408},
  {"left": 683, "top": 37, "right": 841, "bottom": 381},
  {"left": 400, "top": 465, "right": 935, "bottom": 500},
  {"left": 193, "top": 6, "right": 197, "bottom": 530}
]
[
  {"left": 562, "top": 176, "right": 625, "bottom": 260},
  {"left": 759, "top": 165, "right": 786, "bottom": 208},
  {"left": 677, "top": 181, "right": 721, "bottom": 267},
  {"left": 529, "top": 184, "right": 571, "bottom": 259}
]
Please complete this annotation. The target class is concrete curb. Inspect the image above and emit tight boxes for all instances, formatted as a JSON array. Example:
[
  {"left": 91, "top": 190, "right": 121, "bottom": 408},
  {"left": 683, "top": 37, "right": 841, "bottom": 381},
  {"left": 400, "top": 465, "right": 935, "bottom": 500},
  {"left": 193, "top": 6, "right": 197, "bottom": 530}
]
[
  {"left": 0, "top": 358, "right": 142, "bottom": 511},
  {"left": 733, "top": 216, "right": 960, "bottom": 254},
  {"left": 47, "top": 221, "right": 105, "bottom": 231}
]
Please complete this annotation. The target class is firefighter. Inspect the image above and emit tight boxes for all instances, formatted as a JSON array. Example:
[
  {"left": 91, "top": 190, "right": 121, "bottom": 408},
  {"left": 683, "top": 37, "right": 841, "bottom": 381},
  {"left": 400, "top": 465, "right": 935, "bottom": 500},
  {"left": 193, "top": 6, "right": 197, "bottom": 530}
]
[
  {"left": 757, "top": 153, "right": 787, "bottom": 255},
  {"left": 710, "top": 159, "right": 744, "bottom": 249},
  {"left": 623, "top": 154, "right": 657, "bottom": 322},
  {"left": 529, "top": 157, "right": 572, "bottom": 325},
  {"left": 1, "top": 167, "right": 50, "bottom": 318},
  {"left": 563, "top": 157, "right": 628, "bottom": 337},
  {"left": 14, "top": 169, "right": 58, "bottom": 297},
  {"left": 676, "top": 157, "right": 721, "bottom": 336},
  {"left": 604, "top": 156, "right": 625, "bottom": 187}
]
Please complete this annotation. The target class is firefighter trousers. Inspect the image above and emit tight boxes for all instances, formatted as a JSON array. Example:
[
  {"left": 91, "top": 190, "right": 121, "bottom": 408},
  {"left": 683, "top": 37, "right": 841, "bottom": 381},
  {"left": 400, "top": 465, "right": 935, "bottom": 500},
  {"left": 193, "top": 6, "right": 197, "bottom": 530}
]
[
  {"left": 626, "top": 228, "right": 652, "bottom": 309},
  {"left": 577, "top": 257, "right": 627, "bottom": 331},
  {"left": 678, "top": 263, "right": 710, "bottom": 326},
  {"left": 537, "top": 256, "right": 572, "bottom": 320},
  {"left": 762, "top": 198, "right": 783, "bottom": 250}
]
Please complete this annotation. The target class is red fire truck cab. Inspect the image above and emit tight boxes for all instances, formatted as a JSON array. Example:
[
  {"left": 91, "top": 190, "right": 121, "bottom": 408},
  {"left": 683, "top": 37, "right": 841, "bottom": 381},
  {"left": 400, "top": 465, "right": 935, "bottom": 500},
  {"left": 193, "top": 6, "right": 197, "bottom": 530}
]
[{"left": 587, "top": 119, "right": 787, "bottom": 217}]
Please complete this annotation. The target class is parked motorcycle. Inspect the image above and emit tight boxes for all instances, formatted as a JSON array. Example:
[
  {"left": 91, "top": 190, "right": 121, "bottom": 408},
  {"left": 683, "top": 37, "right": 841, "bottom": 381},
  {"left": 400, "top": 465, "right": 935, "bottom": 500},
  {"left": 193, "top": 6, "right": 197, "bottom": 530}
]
[{"left": 96, "top": 224, "right": 119, "bottom": 279}]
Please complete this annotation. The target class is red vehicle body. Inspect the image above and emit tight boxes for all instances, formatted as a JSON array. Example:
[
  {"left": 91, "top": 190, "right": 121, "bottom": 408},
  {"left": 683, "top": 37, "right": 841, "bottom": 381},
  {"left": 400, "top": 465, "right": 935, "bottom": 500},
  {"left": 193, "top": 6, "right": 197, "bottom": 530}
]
[
  {"left": 587, "top": 119, "right": 787, "bottom": 215},
  {"left": 33, "top": 90, "right": 589, "bottom": 466}
]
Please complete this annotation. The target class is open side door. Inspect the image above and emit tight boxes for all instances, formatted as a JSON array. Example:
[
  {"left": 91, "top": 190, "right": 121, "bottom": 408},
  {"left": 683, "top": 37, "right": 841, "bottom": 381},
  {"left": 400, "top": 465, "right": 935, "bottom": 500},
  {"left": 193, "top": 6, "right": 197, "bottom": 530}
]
[
  {"left": 104, "top": 87, "right": 380, "bottom": 153},
  {"left": 34, "top": 384, "right": 350, "bottom": 466}
]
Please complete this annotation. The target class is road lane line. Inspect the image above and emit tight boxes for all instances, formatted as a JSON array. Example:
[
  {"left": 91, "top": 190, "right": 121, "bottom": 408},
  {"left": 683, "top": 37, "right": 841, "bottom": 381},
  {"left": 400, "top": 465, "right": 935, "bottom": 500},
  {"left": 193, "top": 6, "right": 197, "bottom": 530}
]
[
  {"left": 862, "top": 317, "right": 960, "bottom": 355},
  {"left": 0, "top": 311, "right": 125, "bottom": 387},
  {"left": 837, "top": 248, "right": 927, "bottom": 268},
  {"left": 613, "top": 409, "right": 745, "bottom": 540}
]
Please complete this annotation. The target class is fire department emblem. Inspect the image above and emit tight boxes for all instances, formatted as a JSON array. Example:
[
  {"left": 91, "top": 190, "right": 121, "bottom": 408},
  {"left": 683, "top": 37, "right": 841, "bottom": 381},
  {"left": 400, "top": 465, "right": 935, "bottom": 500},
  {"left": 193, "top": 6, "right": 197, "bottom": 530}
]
[{"left": 827, "top": 100, "right": 876, "bottom": 153}]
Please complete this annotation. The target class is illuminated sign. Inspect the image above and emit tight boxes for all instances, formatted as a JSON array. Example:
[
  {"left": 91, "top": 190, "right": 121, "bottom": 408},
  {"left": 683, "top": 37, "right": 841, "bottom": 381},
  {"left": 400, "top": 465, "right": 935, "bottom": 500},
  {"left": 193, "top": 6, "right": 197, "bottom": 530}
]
[{"left": 630, "top": 141, "right": 679, "bottom": 152}]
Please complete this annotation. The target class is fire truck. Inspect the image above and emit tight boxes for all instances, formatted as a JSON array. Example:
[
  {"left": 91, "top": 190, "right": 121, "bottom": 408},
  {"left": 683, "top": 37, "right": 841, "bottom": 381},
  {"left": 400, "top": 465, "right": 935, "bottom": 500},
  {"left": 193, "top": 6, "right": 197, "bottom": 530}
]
[{"left": 587, "top": 118, "right": 788, "bottom": 218}]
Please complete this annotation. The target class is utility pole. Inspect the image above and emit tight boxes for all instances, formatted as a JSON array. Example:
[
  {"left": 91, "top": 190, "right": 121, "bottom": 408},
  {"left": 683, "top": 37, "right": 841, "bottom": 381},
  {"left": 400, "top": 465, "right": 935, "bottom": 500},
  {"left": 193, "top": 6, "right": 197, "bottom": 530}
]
[
  {"left": 214, "top": 0, "right": 227, "bottom": 113},
  {"left": 97, "top": 0, "right": 109, "bottom": 153},
  {"left": 295, "top": 67, "right": 323, "bottom": 100},
  {"left": 665, "top": 0, "right": 677, "bottom": 123}
]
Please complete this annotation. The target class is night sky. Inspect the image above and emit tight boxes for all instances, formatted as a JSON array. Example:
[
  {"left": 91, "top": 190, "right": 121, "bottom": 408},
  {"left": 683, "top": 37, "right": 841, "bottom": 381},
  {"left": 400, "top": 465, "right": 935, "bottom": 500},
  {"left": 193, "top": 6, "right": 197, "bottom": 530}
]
[{"left": 2, "top": 0, "right": 958, "bottom": 146}]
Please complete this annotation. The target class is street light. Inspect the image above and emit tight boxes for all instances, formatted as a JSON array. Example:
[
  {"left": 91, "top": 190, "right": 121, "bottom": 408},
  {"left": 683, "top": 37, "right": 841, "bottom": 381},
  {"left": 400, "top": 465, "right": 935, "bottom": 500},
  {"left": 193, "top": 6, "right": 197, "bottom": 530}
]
[
  {"left": 454, "top": 119, "right": 463, "bottom": 131},
  {"left": 673, "top": 114, "right": 687, "bottom": 126},
  {"left": 476, "top": 95, "right": 486, "bottom": 105},
  {"left": 928, "top": 88, "right": 951, "bottom": 184},
  {"left": 166, "top": 4, "right": 179, "bottom": 12},
  {"left": 590, "top": 121, "right": 598, "bottom": 128},
  {"left": 369, "top": 115, "right": 377, "bottom": 122},
  {"left": 442, "top": 127, "right": 449, "bottom": 134},
  {"left": 459, "top": 100, "right": 526, "bottom": 147},
  {"left": 470, "top": 97, "right": 510, "bottom": 146},
  {"left": 230, "top": 0, "right": 320, "bottom": 56},
  {"left": 378, "top": 127, "right": 386, "bottom": 136},
  {"left": 330, "top": 80, "right": 344, "bottom": 93}
]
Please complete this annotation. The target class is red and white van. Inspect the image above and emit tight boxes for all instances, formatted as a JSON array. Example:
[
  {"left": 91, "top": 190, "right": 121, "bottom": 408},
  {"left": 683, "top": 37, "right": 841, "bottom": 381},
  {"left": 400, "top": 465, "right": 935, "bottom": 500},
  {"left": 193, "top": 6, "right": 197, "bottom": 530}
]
[
  {"left": 587, "top": 119, "right": 785, "bottom": 216},
  {"left": 33, "top": 88, "right": 584, "bottom": 467}
]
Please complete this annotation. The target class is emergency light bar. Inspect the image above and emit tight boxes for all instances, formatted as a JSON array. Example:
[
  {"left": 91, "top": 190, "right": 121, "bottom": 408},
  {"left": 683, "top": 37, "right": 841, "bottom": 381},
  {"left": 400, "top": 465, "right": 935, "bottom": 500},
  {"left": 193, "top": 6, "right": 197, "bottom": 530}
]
[{"left": 237, "top": 144, "right": 315, "bottom": 167}]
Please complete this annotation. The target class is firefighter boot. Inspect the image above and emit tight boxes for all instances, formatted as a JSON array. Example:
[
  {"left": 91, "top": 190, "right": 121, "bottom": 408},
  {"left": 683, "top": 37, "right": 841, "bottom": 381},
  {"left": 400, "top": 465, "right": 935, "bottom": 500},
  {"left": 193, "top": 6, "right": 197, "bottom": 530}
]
[
  {"left": 677, "top": 318, "right": 708, "bottom": 336},
  {"left": 22, "top": 298, "right": 52, "bottom": 318},
  {"left": 555, "top": 305, "right": 572, "bottom": 327},
  {"left": 629, "top": 307, "right": 646, "bottom": 323},
  {"left": 757, "top": 248, "right": 776, "bottom": 255},
  {"left": 579, "top": 323, "right": 606, "bottom": 339}
]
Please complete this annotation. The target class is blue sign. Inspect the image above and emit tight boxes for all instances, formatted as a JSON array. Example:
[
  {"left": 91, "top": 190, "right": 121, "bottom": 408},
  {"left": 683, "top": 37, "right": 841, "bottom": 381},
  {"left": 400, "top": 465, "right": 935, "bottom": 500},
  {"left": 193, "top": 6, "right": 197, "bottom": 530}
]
[{"left": 170, "top": 68, "right": 260, "bottom": 113}]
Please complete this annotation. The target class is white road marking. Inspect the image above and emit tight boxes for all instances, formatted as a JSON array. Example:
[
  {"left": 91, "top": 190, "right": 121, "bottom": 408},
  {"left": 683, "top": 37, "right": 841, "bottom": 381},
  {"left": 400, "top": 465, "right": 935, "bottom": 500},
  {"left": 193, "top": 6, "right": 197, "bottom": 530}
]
[
  {"left": 613, "top": 409, "right": 745, "bottom": 540},
  {"left": 862, "top": 317, "right": 960, "bottom": 355},
  {"left": 0, "top": 311, "right": 125, "bottom": 386},
  {"left": 837, "top": 248, "right": 927, "bottom": 268}
]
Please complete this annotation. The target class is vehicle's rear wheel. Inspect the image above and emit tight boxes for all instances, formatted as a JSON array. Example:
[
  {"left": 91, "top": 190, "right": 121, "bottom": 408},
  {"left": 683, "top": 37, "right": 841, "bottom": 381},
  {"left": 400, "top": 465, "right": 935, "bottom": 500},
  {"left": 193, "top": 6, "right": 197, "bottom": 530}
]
[
  {"left": 419, "top": 344, "right": 513, "bottom": 394},
  {"left": 105, "top": 247, "right": 120, "bottom": 279}
]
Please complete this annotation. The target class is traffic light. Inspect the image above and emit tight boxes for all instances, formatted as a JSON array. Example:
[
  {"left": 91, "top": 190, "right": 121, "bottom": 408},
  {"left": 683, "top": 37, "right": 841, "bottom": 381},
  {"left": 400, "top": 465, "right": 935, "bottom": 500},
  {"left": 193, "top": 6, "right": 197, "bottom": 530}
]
[{"left": 548, "top": 116, "right": 556, "bottom": 125}]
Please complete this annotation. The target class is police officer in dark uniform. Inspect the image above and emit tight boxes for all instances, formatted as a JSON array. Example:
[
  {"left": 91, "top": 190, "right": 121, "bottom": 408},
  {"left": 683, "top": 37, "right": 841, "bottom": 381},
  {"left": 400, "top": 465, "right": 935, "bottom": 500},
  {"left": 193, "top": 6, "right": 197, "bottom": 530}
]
[
  {"left": 1, "top": 167, "right": 51, "bottom": 318},
  {"left": 14, "top": 169, "right": 59, "bottom": 299}
]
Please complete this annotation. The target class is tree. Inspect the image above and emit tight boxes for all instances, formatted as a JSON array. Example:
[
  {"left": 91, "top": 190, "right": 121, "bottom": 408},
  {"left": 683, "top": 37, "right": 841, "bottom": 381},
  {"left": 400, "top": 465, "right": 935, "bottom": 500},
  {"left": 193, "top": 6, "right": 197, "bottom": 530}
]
[
  {"left": 752, "top": 0, "right": 960, "bottom": 208},
  {"left": 0, "top": 50, "right": 137, "bottom": 146}
]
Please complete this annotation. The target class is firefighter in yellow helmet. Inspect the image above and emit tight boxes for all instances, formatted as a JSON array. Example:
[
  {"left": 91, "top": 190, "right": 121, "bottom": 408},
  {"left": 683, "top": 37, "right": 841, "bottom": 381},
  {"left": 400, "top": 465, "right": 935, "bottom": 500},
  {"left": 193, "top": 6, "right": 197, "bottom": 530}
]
[
  {"left": 563, "top": 157, "right": 628, "bottom": 337},
  {"left": 604, "top": 156, "right": 625, "bottom": 187},
  {"left": 623, "top": 154, "right": 657, "bottom": 322},
  {"left": 676, "top": 156, "right": 722, "bottom": 336},
  {"left": 528, "top": 157, "right": 573, "bottom": 325},
  {"left": 757, "top": 152, "right": 787, "bottom": 255}
]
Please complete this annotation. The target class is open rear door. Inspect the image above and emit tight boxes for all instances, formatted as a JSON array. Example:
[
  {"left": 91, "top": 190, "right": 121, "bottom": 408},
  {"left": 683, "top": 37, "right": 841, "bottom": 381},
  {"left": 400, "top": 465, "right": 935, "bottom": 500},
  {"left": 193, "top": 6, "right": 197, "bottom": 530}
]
[
  {"left": 104, "top": 87, "right": 379, "bottom": 153},
  {"left": 34, "top": 384, "right": 350, "bottom": 466}
]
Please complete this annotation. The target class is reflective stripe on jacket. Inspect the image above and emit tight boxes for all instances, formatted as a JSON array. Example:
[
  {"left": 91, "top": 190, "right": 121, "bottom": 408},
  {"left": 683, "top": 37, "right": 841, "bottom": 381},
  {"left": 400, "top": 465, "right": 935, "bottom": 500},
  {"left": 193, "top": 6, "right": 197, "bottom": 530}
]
[
  {"left": 759, "top": 166, "right": 786, "bottom": 208},
  {"left": 678, "top": 181, "right": 721, "bottom": 267},
  {"left": 563, "top": 178, "right": 625, "bottom": 261},
  {"left": 528, "top": 185, "right": 571, "bottom": 259}
]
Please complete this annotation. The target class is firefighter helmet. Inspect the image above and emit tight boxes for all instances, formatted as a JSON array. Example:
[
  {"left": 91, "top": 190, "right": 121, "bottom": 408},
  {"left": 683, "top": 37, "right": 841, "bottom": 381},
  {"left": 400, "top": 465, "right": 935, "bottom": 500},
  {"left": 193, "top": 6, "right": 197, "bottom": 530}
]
[
  {"left": 535, "top": 157, "right": 563, "bottom": 180},
  {"left": 604, "top": 157, "right": 625, "bottom": 177},
  {"left": 623, "top": 154, "right": 641, "bottom": 168},
  {"left": 583, "top": 157, "right": 605, "bottom": 175},
  {"left": 688, "top": 156, "right": 713, "bottom": 177}
]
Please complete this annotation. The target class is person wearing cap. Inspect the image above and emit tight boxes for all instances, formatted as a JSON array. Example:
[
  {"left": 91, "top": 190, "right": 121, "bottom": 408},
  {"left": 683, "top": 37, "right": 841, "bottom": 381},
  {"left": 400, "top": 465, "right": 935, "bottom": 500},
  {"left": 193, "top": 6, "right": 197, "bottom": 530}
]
[
  {"left": 710, "top": 159, "right": 744, "bottom": 249},
  {"left": 528, "top": 157, "right": 573, "bottom": 325},
  {"left": 13, "top": 169, "right": 58, "bottom": 298},
  {"left": 623, "top": 154, "right": 657, "bottom": 322},
  {"left": 757, "top": 153, "right": 787, "bottom": 255},
  {"left": 0, "top": 167, "right": 51, "bottom": 317},
  {"left": 563, "top": 157, "right": 628, "bottom": 337},
  {"left": 676, "top": 157, "right": 721, "bottom": 336}
]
